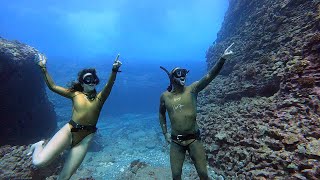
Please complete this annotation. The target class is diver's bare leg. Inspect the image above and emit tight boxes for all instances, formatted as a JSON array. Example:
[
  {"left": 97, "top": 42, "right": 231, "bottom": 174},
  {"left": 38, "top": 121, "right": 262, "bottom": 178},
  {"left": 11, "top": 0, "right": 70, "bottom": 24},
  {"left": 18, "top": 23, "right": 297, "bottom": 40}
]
[
  {"left": 58, "top": 133, "right": 94, "bottom": 180},
  {"left": 170, "top": 142, "right": 186, "bottom": 180},
  {"left": 189, "top": 140, "right": 209, "bottom": 180},
  {"left": 30, "top": 124, "right": 72, "bottom": 167}
]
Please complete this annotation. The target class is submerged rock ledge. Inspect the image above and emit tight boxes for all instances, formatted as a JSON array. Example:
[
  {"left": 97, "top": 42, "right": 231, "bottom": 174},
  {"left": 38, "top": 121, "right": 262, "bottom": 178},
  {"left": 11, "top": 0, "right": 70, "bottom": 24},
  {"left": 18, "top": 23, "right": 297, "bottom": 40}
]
[
  {"left": 199, "top": 0, "right": 320, "bottom": 179},
  {"left": 0, "top": 37, "right": 57, "bottom": 145}
]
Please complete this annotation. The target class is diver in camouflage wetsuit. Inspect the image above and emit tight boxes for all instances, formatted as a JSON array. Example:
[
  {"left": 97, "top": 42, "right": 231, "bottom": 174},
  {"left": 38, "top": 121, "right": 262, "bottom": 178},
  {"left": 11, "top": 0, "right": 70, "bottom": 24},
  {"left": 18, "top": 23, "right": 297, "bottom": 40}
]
[{"left": 159, "top": 43, "right": 234, "bottom": 180}]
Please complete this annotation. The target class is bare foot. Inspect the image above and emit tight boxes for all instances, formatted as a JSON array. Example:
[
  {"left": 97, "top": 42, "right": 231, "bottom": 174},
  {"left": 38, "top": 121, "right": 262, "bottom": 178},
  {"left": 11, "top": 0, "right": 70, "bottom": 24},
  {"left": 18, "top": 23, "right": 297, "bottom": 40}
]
[{"left": 27, "top": 140, "right": 44, "bottom": 156}]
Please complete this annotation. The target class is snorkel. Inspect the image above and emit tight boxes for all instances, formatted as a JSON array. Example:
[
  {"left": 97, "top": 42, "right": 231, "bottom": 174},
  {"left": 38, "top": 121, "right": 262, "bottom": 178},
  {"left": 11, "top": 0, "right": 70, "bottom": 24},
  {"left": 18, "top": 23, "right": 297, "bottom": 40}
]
[
  {"left": 160, "top": 66, "right": 173, "bottom": 92},
  {"left": 160, "top": 66, "right": 189, "bottom": 92}
]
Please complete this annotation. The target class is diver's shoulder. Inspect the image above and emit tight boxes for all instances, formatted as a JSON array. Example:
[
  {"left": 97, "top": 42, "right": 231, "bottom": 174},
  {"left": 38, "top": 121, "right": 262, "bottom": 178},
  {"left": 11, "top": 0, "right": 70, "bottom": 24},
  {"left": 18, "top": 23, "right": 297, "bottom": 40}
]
[
  {"left": 161, "top": 91, "right": 171, "bottom": 97},
  {"left": 189, "top": 81, "right": 199, "bottom": 87},
  {"left": 71, "top": 91, "right": 83, "bottom": 98},
  {"left": 186, "top": 81, "right": 199, "bottom": 90},
  {"left": 161, "top": 91, "right": 169, "bottom": 95}
]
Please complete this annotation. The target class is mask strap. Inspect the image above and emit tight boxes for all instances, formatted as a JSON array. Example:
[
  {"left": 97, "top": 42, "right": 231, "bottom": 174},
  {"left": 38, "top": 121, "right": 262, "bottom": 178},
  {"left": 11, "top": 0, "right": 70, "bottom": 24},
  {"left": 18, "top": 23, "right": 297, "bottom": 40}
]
[{"left": 83, "top": 73, "right": 93, "bottom": 80}]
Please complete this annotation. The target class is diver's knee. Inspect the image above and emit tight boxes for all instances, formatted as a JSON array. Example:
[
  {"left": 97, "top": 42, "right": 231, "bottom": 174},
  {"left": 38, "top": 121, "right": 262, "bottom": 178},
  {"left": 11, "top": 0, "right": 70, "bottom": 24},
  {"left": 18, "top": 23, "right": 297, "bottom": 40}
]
[
  {"left": 32, "top": 158, "right": 47, "bottom": 168},
  {"left": 32, "top": 154, "right": 51, "bottom": 168}
]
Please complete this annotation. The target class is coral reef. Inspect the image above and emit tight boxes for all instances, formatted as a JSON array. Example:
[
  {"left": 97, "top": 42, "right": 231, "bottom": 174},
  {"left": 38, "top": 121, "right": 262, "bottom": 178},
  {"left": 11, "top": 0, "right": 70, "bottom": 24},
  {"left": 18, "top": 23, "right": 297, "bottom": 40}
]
[
  {"left": 0, "top": 144, "right": 64, "bottom": 179},
  {"left": 116, "top": 159, "right": 202, "bottom": 180},
  {"left": 0, "top": 37, "right": 57, "bottom": 145},
  {"left": 0, "top": 142, "right": 100, "bottom": 179},
  {"left": 199, "top": 0, "right": 320, "bottom": 179}
]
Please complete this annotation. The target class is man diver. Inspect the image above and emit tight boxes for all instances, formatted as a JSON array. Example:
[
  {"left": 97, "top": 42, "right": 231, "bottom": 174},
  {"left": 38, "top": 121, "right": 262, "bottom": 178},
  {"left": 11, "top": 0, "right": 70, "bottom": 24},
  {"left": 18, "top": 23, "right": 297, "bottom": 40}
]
[{"left": 159, "top": 43, "right": 234, "bottom": 180}]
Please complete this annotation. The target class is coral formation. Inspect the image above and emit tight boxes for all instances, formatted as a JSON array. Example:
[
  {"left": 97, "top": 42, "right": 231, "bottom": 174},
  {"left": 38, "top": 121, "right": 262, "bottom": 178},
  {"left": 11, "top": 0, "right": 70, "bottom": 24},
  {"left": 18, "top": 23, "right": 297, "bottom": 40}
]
[
  {"left": 0, "top": 37, "right": 57, "bottom": 145},
  {"left": 0, "top": 144, "right": 64, "bottom": 179},
  {"left": 199, "top": 0, "right": 320, "bottom": 179}
]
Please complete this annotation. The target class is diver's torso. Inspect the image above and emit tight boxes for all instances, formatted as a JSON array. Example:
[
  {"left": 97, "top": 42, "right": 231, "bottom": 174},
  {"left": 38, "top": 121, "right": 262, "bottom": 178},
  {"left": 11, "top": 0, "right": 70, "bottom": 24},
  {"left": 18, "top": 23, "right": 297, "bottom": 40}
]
[
  {"left": 71, "top": 92, "right": 102, "bottom": 126},
  {"left": 164, "top": 86, "right": 198, "bottom": 135}
]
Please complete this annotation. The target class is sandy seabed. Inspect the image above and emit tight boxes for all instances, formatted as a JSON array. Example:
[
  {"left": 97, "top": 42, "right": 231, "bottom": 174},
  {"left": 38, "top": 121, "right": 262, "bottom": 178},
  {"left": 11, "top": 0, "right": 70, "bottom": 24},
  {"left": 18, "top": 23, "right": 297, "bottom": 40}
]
[{"left": 68, "top": 113, "right": 220, "bottom": 180}]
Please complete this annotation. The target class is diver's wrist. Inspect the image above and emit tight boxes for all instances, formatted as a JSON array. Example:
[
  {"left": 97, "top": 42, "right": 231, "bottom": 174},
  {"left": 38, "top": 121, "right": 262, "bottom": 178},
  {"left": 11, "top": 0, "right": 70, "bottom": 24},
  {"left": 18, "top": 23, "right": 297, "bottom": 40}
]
[{"left": 112, "top": 67, "right": 121, "bottom": 73}]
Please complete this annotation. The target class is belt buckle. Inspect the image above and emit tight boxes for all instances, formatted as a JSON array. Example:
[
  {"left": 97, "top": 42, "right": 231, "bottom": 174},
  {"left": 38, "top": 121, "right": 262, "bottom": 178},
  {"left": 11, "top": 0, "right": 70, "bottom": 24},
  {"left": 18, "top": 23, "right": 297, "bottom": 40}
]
[
  {"left": 76, "top": 125, "right": 85, "bottom": 130},
  {"left": 177, "top": 135, "right": 183, "bottom": 142}
]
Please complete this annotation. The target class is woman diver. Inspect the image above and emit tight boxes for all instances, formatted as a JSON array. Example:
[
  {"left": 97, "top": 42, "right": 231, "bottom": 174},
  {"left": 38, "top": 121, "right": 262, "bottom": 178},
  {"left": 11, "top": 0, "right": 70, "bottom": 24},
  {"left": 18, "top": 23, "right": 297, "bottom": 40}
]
[{"left": 28, "top": 53, "right": 122, "bottom": 180}]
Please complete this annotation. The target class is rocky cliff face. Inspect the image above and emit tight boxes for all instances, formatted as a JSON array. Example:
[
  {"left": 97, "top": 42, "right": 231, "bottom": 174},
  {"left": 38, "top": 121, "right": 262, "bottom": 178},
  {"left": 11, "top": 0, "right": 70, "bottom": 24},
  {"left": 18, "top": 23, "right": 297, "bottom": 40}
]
[
  {"left": 0, "top": 37, "right": 57, "bottom": 145},
  {"left": 199, "top": 0, "right": 320, "bottom": 179}
]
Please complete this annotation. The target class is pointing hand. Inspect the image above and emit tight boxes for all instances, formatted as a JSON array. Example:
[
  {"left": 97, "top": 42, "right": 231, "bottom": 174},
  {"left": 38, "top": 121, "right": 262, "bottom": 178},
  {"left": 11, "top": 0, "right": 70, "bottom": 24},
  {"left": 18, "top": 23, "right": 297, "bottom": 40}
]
[
  {"left": 35, "top": 53, "right": 47, "bottom": 68},
  {"left": 222, "top": 43, "right": 234, "bottom": 60},
  {"left": 113, "top": 54, "right": 122, "bottom": 70}
]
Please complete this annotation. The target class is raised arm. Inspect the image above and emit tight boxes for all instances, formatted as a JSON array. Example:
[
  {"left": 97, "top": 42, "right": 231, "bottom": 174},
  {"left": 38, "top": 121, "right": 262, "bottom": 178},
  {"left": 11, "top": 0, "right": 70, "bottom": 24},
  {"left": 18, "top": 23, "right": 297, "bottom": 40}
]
[
  {"left": 159, "top": 94, "right": 171, "bottom": 143},
  {"left": 97, "top": 54, "right": 122, "bottom": 103},
  {"left": 36, "top": 54, "right": 74, "bottom": 99},
  {"left": 193, "top": 43, "right": 234, "bottom": 93}
]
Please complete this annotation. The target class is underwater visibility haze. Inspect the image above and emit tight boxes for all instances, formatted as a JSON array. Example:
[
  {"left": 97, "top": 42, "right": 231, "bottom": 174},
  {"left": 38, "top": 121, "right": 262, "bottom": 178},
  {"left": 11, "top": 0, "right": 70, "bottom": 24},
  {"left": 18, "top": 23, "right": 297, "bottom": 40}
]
[
  {"left": 0, "top": 0, "right": 228, "bottom": 116},
  {"left": 1, "top": 0, "right": 320, "bottom": 179}
]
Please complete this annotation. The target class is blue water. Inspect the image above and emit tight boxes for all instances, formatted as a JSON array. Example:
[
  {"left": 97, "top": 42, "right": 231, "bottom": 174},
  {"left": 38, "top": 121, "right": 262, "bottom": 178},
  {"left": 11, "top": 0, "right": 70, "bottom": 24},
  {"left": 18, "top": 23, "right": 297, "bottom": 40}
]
[
  {"left": 47, "top": 58, "right": 206, "bottom": 119},
  {"left": 0, "top": 0, "right": 228, "bottom": 178},
  {"left": 48, "top": 59, "right": 211, "bottom": 179},
  {"left": 65, "top": 113, "right": 220, "bottom": 179}
]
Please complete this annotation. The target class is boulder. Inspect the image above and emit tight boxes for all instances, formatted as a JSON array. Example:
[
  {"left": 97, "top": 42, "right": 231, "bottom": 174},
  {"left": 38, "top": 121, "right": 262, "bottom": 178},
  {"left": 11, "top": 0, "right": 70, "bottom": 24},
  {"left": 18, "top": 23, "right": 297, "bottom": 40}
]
[{"left": 0, "top": 37, "right": 57, "bottom": 145}]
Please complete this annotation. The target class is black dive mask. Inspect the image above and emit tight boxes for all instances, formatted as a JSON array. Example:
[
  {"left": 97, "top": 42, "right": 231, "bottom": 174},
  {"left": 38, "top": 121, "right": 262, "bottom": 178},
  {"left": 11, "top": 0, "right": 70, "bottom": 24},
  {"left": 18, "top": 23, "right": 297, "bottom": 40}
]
[
  {"left": 83, "top": 74, "right": 98, "bottom": 85},
  {"left": 160, "top": 66, "right": 190, "bottom": 92},
  {"left": 173, "top": 68, "right": 189, "bottom": 78}
]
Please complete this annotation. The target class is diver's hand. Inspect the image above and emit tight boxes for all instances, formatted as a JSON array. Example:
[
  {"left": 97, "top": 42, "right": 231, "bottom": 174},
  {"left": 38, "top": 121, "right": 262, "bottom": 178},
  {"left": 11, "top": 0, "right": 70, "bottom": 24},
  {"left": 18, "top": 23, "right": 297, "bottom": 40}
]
[
  {"left": 164, "top": 133, "right": 171, "bottom": 143},
  {"left": 112, "top": 54, "right": 122, "bottom": 71},
  {"left": 35, "top": 53, "right": 47, "bottom": 68},
  {"left": 221, "top": 43, "right": 234, "bottom": 60}
]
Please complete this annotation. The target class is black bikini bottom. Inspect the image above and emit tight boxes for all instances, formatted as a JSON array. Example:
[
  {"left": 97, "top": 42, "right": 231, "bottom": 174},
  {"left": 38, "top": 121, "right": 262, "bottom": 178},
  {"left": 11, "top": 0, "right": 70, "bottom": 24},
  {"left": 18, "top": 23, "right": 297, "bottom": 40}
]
[
  {"left": 68, "top": 120, "right": 97, "bottom": 147},
  {"left": 171, "top": 130, "right": 201, "bottom": 149},
  {"left": 171, "top": 130, "right": 200, "bottom": 142}
]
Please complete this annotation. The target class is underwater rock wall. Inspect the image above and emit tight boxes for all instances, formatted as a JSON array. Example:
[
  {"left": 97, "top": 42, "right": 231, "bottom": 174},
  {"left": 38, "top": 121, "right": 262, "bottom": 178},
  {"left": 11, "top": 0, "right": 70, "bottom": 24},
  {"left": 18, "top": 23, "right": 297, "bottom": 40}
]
[
  {"left": 199, "top": 0, "right": 320, "bottom": 179},
  {"left": 0, "top": 144, "right": 64, "bottom": 179},
  {"left": 0, "top": 37, "right": 57, "bottom": 145}
]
